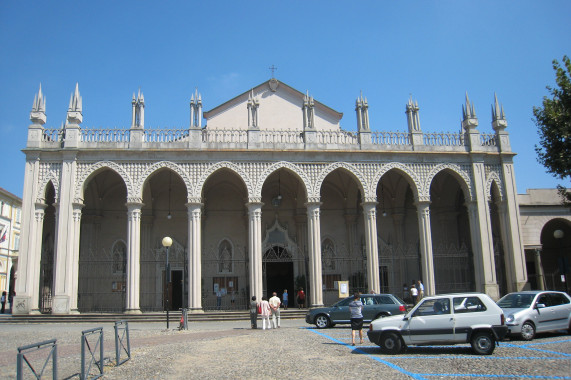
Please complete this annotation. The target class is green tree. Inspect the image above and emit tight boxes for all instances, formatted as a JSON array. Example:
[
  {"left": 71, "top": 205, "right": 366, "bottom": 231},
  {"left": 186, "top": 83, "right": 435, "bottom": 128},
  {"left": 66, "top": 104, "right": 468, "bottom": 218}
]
[{"left": 533, "top": 56, "right": 571, "bottom": 205}]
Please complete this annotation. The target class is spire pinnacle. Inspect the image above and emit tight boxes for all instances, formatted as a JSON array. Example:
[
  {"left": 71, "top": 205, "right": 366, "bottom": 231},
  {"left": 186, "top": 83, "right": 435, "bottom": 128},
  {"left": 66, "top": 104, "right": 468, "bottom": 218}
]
[
  {"left": 30, "top": 84, "right": 47, "bottom": 125},
  {"left": 491, "top": 93, "right": 507, "bottom": 131}
]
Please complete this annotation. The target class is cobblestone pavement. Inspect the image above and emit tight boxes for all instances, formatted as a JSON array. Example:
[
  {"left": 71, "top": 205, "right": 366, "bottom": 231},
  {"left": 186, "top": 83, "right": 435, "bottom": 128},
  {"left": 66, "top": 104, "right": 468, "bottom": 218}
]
[{"left": 0, "top": 317, "right": 570, "bottom": 379}]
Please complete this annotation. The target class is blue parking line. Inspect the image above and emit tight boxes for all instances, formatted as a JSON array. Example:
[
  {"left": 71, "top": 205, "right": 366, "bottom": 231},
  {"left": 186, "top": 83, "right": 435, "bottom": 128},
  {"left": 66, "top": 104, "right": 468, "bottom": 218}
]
[
  {"left": 417, "top": 374, "right": 570, "bottom": 379},
  {"left": 307, "top": 328, "right": 429, "bottom": 380},
  {"left": 501, "top": 342, "right": 571, "bottom": 357},
  {"left": 306, "top": 328, "right": 571, "bottom": 380}
]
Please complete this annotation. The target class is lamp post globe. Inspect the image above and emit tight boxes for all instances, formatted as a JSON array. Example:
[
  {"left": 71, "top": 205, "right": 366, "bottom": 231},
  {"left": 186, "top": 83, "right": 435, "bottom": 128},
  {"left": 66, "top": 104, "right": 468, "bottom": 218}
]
[{"left": 162, "top": 236, "right": 173, "bottom": 247}]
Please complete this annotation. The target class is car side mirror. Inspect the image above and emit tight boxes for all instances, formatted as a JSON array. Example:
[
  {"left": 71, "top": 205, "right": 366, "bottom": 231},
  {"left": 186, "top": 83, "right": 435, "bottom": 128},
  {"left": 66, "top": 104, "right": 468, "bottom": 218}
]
[{"left": 535, "top": 303, "right": 546, "bottom": 309}]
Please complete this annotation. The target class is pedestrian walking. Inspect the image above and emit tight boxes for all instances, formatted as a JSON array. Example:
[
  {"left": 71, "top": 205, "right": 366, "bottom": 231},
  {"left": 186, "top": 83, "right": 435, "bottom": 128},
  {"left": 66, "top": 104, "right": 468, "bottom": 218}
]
[
  {"left": 249, "top": 296, "right": 258, "bottom": 329},
  {"left": 269, "top": 292, "right": 281, "bottom": 328},
  {"left": 349, "top": 292, "right": 364, "bottom": 345}
]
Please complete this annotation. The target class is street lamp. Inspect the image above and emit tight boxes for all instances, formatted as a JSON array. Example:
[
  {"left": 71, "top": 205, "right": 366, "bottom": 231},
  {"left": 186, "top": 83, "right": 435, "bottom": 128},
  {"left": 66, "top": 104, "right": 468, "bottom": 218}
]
[{"left": 162, "top": 236, "right": 173, "bottom": 329}]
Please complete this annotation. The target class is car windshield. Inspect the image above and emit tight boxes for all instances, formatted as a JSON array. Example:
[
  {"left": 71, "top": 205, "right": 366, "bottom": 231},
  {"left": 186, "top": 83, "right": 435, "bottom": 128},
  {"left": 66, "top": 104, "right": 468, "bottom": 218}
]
[{"left": 497, "top": 293, "right": 535, "bottom": 308}]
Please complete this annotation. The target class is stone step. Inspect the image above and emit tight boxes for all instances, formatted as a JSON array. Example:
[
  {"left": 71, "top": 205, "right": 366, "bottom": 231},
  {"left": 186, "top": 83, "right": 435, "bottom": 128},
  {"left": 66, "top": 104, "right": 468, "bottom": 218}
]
[{"left": 0, "top": 309, "right": 308, "bottom": 324}]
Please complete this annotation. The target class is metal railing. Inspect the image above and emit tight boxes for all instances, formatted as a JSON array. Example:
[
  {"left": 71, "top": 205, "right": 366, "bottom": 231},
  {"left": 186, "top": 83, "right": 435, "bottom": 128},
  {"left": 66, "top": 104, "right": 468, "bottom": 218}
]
[
  {"left": 17, "top": 339, "right": 58, "bottom": 380},
  {"left": 81, "top": 327, "right": 104, "bottom": 380}
]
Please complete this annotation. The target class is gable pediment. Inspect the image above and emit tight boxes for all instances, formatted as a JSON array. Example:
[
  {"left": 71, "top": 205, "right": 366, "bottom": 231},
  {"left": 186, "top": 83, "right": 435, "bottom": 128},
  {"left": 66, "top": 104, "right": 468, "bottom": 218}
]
[{"left": 203, "top": 79, "right": 343, "bottom": 131}]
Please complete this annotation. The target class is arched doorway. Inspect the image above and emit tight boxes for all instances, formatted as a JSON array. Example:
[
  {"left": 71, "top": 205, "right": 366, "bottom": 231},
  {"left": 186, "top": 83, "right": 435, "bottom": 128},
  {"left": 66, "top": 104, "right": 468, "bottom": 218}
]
[{"left": 263, "top": 245, "right": 294, "bottom": 302}]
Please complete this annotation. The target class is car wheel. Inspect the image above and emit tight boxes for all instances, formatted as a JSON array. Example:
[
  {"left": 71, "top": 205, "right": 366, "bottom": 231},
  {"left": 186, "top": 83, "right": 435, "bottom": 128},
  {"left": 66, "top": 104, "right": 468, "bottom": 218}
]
[
  {"left": 470, "top": 331, "right": 495, "bottom": 355},
  {"left": 380, "top": 332, "right": 403, "bottom": 354},
  {"left": 315, "top": 315, "right": 330, "bottom": 329},
  {"left": 520, "top": 321, "right": 536, "bottom": 341}
]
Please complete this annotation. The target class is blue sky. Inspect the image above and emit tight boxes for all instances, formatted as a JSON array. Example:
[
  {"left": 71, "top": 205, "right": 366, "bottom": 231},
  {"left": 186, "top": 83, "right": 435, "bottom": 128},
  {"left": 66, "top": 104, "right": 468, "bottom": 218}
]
[{"left": 1, "top": 1, "right": 569, "bottom": 198}]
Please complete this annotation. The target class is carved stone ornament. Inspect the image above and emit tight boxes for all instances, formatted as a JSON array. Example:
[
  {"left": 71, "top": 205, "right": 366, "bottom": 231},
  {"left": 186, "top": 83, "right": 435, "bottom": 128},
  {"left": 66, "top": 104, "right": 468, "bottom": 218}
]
[{"left": 269, "top": 78, "right": 279, "bottom": 92}]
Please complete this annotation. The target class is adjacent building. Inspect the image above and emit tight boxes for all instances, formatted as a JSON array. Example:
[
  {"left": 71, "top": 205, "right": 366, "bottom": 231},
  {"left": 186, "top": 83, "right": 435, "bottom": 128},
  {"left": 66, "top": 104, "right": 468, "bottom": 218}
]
[{"left": 0, "top": 186, "right": 21, "bottom": 304}]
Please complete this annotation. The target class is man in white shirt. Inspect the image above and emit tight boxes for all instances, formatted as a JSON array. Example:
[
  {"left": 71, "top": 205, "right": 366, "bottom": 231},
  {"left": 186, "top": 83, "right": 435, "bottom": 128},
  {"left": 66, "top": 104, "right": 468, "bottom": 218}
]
[{"left": 269, "top": 292, "right": 281, "bottom": 328}]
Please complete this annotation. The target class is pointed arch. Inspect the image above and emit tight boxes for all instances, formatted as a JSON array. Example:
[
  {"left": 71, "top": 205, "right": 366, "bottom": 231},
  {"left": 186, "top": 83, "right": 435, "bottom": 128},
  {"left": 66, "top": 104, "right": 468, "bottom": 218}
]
[
  {"left": 373, "top": 163, "right": 420, "bottom": 202},
  {"left": 138, "top": 161, "right": 190, "bottom": 201},
  {"left": 256, "top": 161, "right": 309, "bottom": 201},
  {"left": 486, "top": 172, "right": 504, "bottom": 202},
  {"left": 75, "top": 161, "right": 132, "bottom": 203},
  {"left": 314, "top": 162, "right": 367, "bottom": 201},
  {"left": 36, "top": 176, "right": 60, "bottom": 204},
  {"left": 425, "top": 163, "right": 473, "bottom": 202},
  {"left": 195, "top": 161, "right": 252, "bottom": 201}
]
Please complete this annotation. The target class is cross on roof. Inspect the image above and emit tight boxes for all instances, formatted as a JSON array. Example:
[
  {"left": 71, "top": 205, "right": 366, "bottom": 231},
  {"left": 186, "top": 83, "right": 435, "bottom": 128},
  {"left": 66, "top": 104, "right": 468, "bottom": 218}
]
[{"left": 269, "top": 65, "right": 278, "bottom": 78}]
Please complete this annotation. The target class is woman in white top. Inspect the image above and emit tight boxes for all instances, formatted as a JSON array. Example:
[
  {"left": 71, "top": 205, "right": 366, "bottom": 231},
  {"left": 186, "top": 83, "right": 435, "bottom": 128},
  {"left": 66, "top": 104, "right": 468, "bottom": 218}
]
[{"left": 259, "top": 296, "right": 271, "bottom": 330}]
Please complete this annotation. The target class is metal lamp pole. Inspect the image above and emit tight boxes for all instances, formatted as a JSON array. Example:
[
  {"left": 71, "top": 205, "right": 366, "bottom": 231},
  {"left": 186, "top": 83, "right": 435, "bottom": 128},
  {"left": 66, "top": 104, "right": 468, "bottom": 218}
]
[{"left": 162, "top": 236, "right": 173, "bottom": 329}]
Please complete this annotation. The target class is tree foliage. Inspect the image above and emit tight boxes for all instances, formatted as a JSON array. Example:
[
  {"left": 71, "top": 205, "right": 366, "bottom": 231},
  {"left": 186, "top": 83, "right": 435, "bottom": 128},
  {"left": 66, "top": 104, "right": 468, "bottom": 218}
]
[{"left": 533, "top": 56, "right": 571, "bottom": 205}]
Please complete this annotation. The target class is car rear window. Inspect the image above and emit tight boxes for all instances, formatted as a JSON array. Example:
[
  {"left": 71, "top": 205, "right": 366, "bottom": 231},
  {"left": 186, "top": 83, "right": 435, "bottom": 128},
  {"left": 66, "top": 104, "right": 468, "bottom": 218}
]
[{"left": 453, "top": 296, "right": 487, "bottom": 313}]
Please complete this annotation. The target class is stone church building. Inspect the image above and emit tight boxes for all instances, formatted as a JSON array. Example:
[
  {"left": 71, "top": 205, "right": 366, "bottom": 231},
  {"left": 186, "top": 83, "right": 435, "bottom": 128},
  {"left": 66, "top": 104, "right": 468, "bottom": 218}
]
[{"left": 14, "top": 78, "right": 530, "bottom": 314}]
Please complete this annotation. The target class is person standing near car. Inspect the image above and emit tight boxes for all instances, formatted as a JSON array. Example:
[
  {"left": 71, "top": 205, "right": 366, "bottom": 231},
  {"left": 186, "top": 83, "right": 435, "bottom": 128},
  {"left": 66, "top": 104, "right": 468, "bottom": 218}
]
[{"left": 349, "top": 292, "right": 364, "bottom": 346}]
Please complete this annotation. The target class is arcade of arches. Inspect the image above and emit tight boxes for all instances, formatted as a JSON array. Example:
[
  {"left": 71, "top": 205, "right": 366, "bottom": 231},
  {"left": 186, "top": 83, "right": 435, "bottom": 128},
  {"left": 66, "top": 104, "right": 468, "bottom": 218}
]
[{"left": 27, "top": 163, "right": 518, "bottom": 313}]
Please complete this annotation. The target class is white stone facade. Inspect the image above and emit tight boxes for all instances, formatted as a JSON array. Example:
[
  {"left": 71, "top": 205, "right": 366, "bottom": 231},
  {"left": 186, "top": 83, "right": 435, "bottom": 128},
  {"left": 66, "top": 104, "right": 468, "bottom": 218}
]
[{"left": 14, "top": 79, "right": 530, "bottom": 314}]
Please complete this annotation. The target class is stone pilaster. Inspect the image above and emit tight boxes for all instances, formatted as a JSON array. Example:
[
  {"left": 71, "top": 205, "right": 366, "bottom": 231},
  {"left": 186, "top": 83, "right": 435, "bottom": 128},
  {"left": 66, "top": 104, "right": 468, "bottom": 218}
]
[
  {"left": 466, "top": 200, "right": 499, "bottom": 299},
  {"left": 52, "top": 156, "right": 78, "bottom": 314},
  {"left": 69, "top": 203, "right": 84, "bottom": 313}
]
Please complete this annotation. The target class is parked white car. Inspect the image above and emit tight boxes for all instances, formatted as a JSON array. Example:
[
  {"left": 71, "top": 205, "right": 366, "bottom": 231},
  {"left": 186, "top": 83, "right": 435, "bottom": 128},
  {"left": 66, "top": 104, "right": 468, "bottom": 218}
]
[
  {"left": 367, "top": 293, "right": 508, "bottom": 355},
  {"left": 497, "top": 290, "right": 571, "bottom": 340}
]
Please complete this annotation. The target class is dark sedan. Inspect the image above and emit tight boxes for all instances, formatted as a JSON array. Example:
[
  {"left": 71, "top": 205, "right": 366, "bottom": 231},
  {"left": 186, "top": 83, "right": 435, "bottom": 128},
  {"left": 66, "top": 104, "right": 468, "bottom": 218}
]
[{"left": 306, "top": 293, "right": 407, "bottom": 328}]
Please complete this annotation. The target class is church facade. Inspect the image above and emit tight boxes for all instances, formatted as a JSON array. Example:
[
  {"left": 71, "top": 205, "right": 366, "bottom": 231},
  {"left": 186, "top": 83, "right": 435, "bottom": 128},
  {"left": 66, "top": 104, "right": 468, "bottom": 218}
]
[{"left": 14, "top": 78, "right": 527, "bottom": 314}]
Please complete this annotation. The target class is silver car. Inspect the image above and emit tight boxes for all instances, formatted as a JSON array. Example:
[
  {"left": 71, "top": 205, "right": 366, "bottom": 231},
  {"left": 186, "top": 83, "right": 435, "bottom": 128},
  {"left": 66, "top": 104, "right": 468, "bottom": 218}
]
[{"left": 497, "top": 291, "right": 571, "bottom": 340}]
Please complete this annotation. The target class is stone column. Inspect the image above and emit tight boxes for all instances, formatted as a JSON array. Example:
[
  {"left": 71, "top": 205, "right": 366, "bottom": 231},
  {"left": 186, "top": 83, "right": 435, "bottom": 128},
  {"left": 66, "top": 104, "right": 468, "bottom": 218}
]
[
  {"left": 186, "top": 202, "right": 203, "bottom": 312},
  {"left": 362, "top": 201, "right": 380, "bottom": 293},
  {"left": 125, "top": 202, "right": 143, "bottom": 314},
  {"left": 247, "top": 202, "right": 264, "bottom": 301},
  {"left": 306, "top": 202, "right": 323, "bottom": 307},
  {"left": 69, "top": 203, "right": 84, "bottom": 313},
  {"left": 415, "top": 201, "right": 436, "bottom": 296}
]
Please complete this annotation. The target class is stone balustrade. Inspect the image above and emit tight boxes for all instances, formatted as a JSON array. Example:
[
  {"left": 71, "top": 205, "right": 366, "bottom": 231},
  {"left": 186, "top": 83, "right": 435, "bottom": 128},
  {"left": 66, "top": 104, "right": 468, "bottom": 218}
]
[{"left": 31, "top": 126, "right": 502, "bottom": 152}]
